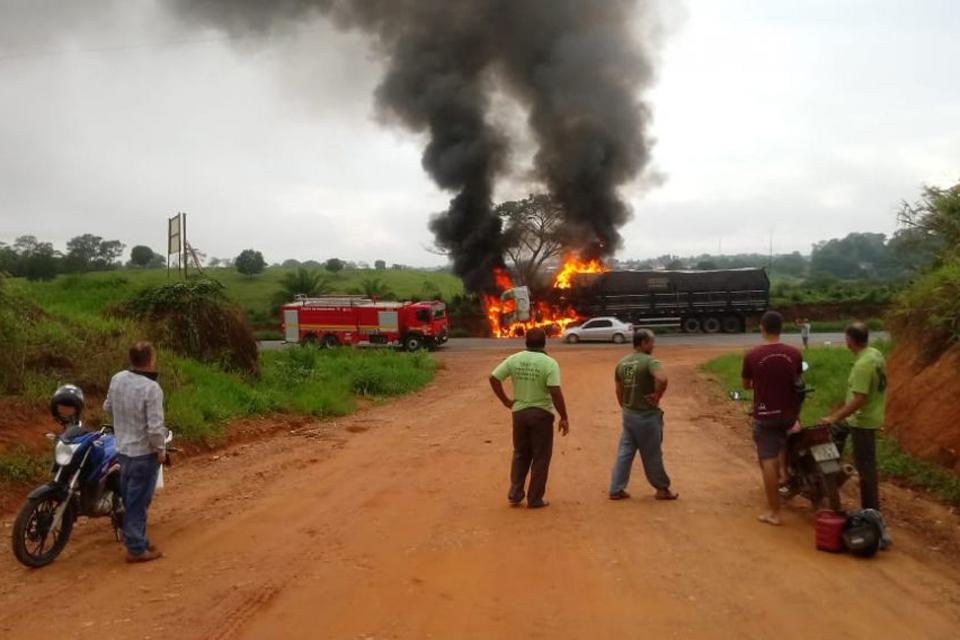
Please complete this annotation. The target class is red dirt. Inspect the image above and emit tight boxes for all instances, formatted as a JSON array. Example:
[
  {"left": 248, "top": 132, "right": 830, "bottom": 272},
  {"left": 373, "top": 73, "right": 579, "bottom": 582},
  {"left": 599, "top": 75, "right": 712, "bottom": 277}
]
[
  {"left": 886, "top": 343, "right": 960, "bottom": 472},
  {"left": 0, "top": 399, "right": 50, "bottom": 455},
  {"left": 1, "top": 345, "right": 959, "bottom": 639}
]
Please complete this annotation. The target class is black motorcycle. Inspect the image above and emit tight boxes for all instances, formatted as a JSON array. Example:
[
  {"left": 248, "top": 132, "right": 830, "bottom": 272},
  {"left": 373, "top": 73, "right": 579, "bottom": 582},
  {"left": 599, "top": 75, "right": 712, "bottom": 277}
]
[{"left": 779, "top": 423, "right": 855, "bottom": 510}]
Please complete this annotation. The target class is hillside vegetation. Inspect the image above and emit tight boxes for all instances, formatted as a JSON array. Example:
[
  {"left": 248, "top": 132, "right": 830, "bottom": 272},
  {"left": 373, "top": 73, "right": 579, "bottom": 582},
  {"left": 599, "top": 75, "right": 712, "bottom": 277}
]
[
  {"left": 0, "top": 270, "right": 440, "bottom": 488},
  {"left": 18, "top": 266, "right": 463, "bottom": 326}
]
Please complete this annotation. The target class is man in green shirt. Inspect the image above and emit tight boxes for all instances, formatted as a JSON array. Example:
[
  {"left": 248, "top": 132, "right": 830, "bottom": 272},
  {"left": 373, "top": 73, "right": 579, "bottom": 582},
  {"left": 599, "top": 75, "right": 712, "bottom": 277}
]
[
  {"left": 489, "top": 328, "right": 569, "bottom": 509},
  {"left": 819, "top": 322, "right": 886, "bottom": 510},
  {"left": 609, "top": 329, "right": 677, "bottom": 501}
]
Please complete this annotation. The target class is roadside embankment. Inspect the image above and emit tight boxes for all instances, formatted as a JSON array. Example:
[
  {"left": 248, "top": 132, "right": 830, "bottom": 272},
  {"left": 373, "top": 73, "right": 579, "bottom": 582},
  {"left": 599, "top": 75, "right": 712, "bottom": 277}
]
[{"left": 886, "top": 343, "right": 960, "bottom": 473}]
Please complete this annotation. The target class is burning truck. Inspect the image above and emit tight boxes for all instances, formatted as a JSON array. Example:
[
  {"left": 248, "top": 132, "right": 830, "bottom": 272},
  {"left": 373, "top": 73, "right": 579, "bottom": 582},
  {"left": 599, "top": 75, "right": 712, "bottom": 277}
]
[{"left": 488, "top": 259, "right": 769, "bottom": 337}]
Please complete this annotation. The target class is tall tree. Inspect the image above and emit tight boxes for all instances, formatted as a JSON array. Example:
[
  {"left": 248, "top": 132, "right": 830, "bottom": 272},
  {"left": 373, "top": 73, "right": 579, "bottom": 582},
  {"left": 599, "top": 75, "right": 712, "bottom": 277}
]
[
  {"left": 235, "top": 249, "right": 266, "bottom": 277},
  {"left": 65, "top": 234, "right": 125, "bottom": 272},
  {"left": 325, "top": 258, "right": 345, "bottom": 273},
  {"left": 498, "top": 194, "right": 568, "bottom": 287},
  {"left": 129, "top": 245, "right": 157, "bottom": 268}
]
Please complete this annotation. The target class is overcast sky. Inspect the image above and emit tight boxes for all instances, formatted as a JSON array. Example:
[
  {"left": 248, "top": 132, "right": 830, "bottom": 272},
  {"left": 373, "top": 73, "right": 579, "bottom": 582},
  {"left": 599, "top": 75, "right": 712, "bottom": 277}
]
[{"left": 1, "top": 0, "right": 958, "bottom": 266}]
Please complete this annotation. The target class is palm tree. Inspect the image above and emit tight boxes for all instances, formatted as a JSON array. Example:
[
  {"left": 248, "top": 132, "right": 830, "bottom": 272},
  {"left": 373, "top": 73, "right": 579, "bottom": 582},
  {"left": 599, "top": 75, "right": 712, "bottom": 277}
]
[
  {"left": 273, "top": 268, "right": 333, "bottom": 305},
  {"left": 360, "top": 277, "right": 394, "bottom": 299}
]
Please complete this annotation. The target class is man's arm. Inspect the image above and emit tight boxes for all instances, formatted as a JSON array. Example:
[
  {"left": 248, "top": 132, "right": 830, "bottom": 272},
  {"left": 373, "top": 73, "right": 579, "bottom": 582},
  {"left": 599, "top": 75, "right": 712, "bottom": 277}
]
[
  {"left": 488, "top": 376, "right": 515, "bottom": 410},
  {"left": 548, "top": 386, "right": 569, "bottom": 436},
  {"left": 145, "top": 385, "right": 168, "bottom": 460},
  {"left": 741, "top": 353, "right": 753, "bottom": 389},
  {"left": 820, "top": 393, "right": 867, "bottom": 425},
  {"left": 646, "top": 369, "right": 669, "bottom": 407},
  {"left": 615, "top": 380, "right": 624, "bottom": 407},
  {"left": 103, "top": 387, "right": 113, "bottom": 416}
]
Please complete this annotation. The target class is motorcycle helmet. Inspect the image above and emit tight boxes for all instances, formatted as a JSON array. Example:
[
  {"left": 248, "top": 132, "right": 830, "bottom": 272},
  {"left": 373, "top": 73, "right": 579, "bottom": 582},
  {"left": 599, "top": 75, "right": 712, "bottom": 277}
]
[
  {"left": 843, "top": 513, "right": 881, "bottom": 558},
  {"left": 50, "top": 384, "right": 85, "bottom": 425}
]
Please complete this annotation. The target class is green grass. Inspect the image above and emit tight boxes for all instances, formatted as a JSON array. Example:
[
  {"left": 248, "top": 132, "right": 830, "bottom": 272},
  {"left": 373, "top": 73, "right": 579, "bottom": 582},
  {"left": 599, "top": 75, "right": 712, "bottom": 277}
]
[
  {"left": 13, "top": 267, "right": 461, "bottom": 325},
  {"left": 14, "top": 267, "right": 460, "bottom": 323},
  {"left": 0, "top": 446, "right": 48, "bottom": 486},
  {"left": 2, "top": 271, "right": 440, "bottom": 489},
  {"left": 701, "top": 344, "right": 960, "bottom": 506},
  {"left": 162, "top": 347, "right": 437, "bottom": 443}
]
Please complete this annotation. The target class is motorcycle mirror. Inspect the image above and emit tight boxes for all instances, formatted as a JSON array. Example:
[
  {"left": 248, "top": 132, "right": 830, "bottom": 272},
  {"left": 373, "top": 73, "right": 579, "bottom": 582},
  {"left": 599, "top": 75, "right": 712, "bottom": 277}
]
[
  {"left": 802, "top": 361, "right": 810, "bottom": 372},
  {"left": 165, "top": 431, "right": 174, "bottom": 443}
]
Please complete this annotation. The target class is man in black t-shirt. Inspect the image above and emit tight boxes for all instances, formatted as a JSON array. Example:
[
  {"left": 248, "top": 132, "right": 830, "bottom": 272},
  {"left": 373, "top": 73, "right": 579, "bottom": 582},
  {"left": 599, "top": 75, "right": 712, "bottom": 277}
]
[{"left": 742, "top": 311, "right": 803, "bottom": 526}]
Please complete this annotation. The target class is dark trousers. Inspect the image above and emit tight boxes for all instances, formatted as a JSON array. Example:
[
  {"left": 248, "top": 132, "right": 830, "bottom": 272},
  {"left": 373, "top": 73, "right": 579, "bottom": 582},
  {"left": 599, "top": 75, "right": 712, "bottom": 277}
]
[
  {"left": 834, "top": 424, "right": 880, "bottom": 510},
  {"left": 509, "top": 408, "right": 554, "bottom": 505},
  {"left": 119, "top": 453, "right": 160, "bottom": 555}
]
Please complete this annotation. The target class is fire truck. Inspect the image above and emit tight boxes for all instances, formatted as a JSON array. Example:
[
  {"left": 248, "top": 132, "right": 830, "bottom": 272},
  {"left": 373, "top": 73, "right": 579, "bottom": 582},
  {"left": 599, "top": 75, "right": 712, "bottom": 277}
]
[{"left": 280, "top": 296, "right": 449, "bottom": 351}]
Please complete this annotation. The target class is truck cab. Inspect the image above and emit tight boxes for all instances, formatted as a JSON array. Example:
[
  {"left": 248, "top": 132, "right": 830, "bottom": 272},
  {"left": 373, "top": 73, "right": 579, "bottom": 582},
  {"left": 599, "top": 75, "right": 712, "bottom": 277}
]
[{"left": 400, "top": 301, "right": 449, "bottom": 351}]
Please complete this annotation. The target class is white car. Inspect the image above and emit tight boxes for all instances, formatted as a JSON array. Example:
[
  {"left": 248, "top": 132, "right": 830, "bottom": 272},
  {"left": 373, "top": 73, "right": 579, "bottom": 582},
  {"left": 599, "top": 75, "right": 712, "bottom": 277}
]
[{"left": 562, "top": 317, "right": 634, "bottom": 344}]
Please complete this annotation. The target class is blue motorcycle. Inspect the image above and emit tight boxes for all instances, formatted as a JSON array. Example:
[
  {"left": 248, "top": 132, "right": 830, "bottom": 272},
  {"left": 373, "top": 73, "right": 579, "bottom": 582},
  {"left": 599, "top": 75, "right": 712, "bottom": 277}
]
[{"left": 12, "top": 421, "right": 125, "bottom": 568}]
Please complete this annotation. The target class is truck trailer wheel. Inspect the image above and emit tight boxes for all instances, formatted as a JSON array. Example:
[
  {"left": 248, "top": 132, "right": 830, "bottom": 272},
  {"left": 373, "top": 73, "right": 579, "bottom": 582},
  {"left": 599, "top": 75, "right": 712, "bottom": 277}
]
[
  {"left": 681, "top": 317, "right": 701, "bottom": 333},
  {"left": 702, "top": 317, "right": 722, "bottom": 334},
  {"left": 721, "top": 316, "right": 743, "bottom": 333},
  {"left": 404, "top": 334, "right": 423, "bottom": 352},
  {"left": 322, "top": 334, "right": 340, "bottom": 349}
]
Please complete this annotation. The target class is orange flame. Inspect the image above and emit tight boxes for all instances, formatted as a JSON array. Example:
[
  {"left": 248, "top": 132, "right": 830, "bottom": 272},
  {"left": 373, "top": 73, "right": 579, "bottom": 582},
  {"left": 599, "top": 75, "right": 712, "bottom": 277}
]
[
  {"left": 484, "top": 256, "right": 608, "bottom": 338},
  {"left": 553, "top": 254, "right": 609, "bottom": 289}
]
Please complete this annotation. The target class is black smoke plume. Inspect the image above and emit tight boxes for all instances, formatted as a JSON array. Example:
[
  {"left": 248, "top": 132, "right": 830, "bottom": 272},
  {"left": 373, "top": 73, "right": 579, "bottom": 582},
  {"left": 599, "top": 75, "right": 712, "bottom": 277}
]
[{"left": 169, "top": 1, "right": 656, "bottom": 291}]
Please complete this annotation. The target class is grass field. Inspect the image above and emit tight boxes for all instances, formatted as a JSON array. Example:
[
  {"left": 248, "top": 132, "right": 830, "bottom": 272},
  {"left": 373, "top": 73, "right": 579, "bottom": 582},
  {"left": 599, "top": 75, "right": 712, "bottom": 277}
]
[
  {"left": 14, "top": 266, "right": 463, "bottom": 323},
  {"left": 701, "top": 345, "right": 960, "bottom": 505}
]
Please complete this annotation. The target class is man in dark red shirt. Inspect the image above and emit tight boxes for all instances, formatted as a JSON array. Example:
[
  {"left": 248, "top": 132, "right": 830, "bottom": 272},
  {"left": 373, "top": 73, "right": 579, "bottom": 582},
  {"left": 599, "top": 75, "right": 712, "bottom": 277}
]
[{"left": 742, "top": 311, "right": 803, "bottom": 526}]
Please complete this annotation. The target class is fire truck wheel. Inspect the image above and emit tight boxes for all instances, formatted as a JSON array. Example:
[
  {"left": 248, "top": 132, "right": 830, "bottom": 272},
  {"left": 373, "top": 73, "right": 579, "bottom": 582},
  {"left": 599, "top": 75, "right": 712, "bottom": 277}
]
[
  {"left": 702, "top": 317, "right": 722, "bottom": 334},
  {"left": 404, "top": 334, "right": 423, "bottom": 352},
  {"left": 322, "top": 335, "right": 340, "bottom": 349},
  {"left": 681, "top": 317, "right": 702, "bottom": 333},
  {"left": 302, "top": 334, "right": 318, "bottom": 347}
]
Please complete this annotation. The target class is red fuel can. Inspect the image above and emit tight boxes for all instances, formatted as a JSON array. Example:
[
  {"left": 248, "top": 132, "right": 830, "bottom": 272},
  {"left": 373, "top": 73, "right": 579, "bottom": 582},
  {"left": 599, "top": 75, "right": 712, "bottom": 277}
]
[{"left": 815, "top": 510, "right": 847, "bottom": 553}]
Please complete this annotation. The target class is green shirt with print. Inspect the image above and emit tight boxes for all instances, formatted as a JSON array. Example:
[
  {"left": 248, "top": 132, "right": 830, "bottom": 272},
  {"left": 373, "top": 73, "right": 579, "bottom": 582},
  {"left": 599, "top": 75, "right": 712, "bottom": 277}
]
[
  {"left": 615, "top": 352, "right": 662, "bottom": 415},
  {"left": 846, "top": 346, "right": 886, "bottom": 429},
  {"left": 491, "top": 350, "right": 561, "bottom": 413}
]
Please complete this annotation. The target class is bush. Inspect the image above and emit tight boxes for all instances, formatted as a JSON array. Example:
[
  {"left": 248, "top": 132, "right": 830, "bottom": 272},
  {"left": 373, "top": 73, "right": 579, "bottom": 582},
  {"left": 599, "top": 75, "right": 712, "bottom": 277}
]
[
  {"left": 116, "top": 278, "right": 258, "bottom": 373},
  {"left": 889, "top": 258, "right": 960, "bottom": 361}
]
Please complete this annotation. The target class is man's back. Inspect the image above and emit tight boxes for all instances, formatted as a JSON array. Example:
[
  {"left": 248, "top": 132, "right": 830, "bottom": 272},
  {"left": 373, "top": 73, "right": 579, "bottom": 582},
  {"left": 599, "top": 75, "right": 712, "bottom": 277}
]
[
  {"left": 615, "top": 352, "right": 660, "bottom": 414},
  {"left": 491, "top": 350, "right": 560, "bottom": 413},
  {"left": 742, "top": 343, "right": 803, "bottom": 422},
  {"left": 848, "top": 346, "right": 886, "bottom": 428},
  {"left": 104, "top": 370, "right": 166, "bottom": 457}
]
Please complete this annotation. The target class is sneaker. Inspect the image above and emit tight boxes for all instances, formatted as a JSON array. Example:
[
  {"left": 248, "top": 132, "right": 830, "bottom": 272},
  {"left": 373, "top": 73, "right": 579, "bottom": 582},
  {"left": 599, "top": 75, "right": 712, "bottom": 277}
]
[
  {"left": 527, "top": 500, "right": 550, "bottom": 509},
  {"left": 609, "top": 490, "right": 631, "bottom": 500},
  {"left": 126, "top": 548, "right": 163, "bottom": 563}
]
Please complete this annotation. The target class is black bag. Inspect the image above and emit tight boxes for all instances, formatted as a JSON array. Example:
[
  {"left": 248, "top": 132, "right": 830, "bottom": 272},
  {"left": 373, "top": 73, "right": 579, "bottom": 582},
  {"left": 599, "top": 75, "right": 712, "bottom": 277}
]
[{"left": 843, "top": 512, "right": 882, "bottom": 558}]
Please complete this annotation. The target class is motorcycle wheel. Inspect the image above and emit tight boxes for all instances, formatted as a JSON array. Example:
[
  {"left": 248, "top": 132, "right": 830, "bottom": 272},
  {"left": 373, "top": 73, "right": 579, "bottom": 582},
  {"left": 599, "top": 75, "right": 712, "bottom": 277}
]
[
  {"left": 816, "top": 473, "right": 842, "bottom": 511},
  {"left": 12, "top": 495, "right": 75, "bottom": 568}
]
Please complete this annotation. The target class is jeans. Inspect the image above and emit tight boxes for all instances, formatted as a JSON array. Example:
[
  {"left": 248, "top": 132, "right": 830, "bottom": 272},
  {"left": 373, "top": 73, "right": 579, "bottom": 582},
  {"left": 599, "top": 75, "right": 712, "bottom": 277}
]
[
  {"left": 119, "top": 453, "right": 160, "bottom": 555},
  {"left": 833, "top": 423, "right": 879, "bottom": 510},
  {"left": 610, "top": 410, "right": 671, "bottom": 494},
  {"left": 509, "top": 408, "right": 555, "bottom": 505}
]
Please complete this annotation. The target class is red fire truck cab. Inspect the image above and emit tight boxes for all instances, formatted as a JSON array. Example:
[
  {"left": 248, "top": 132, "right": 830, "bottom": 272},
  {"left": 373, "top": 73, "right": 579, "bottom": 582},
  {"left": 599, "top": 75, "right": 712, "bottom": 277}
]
[{"left": 281, "top": 296, "right": 449, "bottom": 352}]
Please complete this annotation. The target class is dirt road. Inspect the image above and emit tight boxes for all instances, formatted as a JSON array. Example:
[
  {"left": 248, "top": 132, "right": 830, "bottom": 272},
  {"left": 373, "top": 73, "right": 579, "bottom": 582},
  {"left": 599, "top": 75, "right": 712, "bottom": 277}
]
[{"left": 2, "top": 345, "right": 959, "bottom": 639}]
